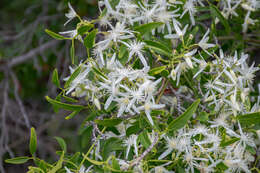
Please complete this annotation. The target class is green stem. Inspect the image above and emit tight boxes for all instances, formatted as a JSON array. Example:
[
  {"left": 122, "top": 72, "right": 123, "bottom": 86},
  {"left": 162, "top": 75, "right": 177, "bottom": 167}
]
[{"left": 77, "top": 127, "right": 107, "bottom": 172}]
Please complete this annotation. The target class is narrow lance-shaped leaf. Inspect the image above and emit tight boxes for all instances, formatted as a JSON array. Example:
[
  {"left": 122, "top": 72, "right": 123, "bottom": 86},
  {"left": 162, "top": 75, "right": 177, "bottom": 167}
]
[
  {"left": 210, "top": 4, "right": 231, "bottom": 33},
  {"left": 5, "top": 157, "right": 31, "bottom": 164},
  {"left": 52, "top": 68, "right": 60, "bottom": 88},
  {"left": 45, "top": 96, "right": 84, "bottom": 111},
  {"left": 168, "top": 99, "right": 200, "bottom": 131},
  {"left": 45, "top": 29, "right": 67, "bottom": 40},
  {"left": 77, "top": 23, "right": 94, "bottom": 35},
  {"left": 148, "top": 66, "right": 167, "bottom": 76},
  {"left": 65, "top": 109, "right": 81, "bottom": 120},
  {"left": 49, "top": 151, "right": 64, "bottom": 173},
  {"left": 144, "top": 40, "right": 172, "bottom": 57},
  {"left": 237, "top": 112, "right": 260, "bottom": 125},
  {"left": 84, "top": 29, "right": 98, "bottom": 49},
  {"left": 64, "top": 65, "right": 82, "bottom": 89},
  {"left": 29, "top": 127, "right": 37, "bottom": 156},
  {"left": 54, "top": 137, "right": 67, "bottom": 153},
  {"left": 134, "top": 22, "right": 163, "bottom": 35}
]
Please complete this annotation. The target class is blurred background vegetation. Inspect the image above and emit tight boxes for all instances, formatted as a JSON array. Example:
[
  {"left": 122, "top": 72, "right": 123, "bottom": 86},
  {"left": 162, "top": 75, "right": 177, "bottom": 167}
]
[
  {"left": 0, "top": 0, "right": 259, "bottom": 172},
  {"left": 0, "top": 0, "right": 98, "bottom": 172}
]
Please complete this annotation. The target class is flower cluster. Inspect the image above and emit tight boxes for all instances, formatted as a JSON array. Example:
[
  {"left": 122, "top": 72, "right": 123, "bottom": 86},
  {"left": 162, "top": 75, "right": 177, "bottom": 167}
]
[{"left": 16, "top": 0, "right": 259, "bottom": 173}]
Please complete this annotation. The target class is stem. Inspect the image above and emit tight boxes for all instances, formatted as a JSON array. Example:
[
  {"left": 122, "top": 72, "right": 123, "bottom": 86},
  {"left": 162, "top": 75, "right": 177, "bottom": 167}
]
[
  {"left": 156, "top": 78, "right": 169, "bottom": 104},
  {"left": 127, "top": 132, "right": 159, "bottom": 170},
  {"left": 77, "top": 127, "right": 107, "bottom": 172}
]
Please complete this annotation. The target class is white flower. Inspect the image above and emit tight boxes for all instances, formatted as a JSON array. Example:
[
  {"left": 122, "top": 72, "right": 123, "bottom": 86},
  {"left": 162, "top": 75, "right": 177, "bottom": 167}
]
[
  {"left": 64, "top": 3, "right": 77, "bottom": 26},
  {"left": 164, "top": 23, "right": 188, "bottom": 39},
  {"left": 181, "top": 0, "right": 196, "bottom": 25},
  {"left": 137, "top": 98, "right": 165, "bottom": 126},
  {"left": 123, "top": 135, "right": 138, "bottom": 159},
  {"left": 96, "top": 22, "right": 134, "bottom": 49},
  {"left": 198, "top": 29, "right": 215, "bottom": 55},
  {"left": 242, "top": 11, "right": 257, "bottom": 33},
  {"left": 59, "top": 29, "right": 83, "bottom": 42},
  {"left": 183, "top": 49, "right": 197, "bottom": 69},
  {"left": 121, "top": 40, "right": 148, "bottom": 68}
]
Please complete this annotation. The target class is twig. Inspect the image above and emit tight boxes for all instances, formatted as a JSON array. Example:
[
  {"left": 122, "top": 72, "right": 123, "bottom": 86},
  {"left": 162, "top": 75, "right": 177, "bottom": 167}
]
[
  {"left": 128, "top": 132, "right": 159, "bottom": 169},
  {"left": 0, "top": 78, "right": 9, "bottom": 173},
  {"left": 0, "top": 40, "right": 59, "bottom": 68},
  {"left": 10, "top": 70, "right": 31, "bottom": 128}
]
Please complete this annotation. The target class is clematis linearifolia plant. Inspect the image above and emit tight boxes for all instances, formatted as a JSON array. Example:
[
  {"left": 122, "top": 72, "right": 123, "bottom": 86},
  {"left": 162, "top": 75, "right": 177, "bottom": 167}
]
[{"left": 5, "top": 0, "right": 260, "bottom": 172}]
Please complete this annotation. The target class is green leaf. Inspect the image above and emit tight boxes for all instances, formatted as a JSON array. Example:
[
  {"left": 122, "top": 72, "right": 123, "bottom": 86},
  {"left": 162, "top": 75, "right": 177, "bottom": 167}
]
[
  {"left": 210, "top": 4, "right": 231, "bottom": 33},
  {"left": 54, "top": 137, "right": 67, "bottom": 152},
  {"left": 95, "top": 118, "right": 122, "bottom": 127},
  {"left": 144, "top": 40, "right": 172, "bottom": 57},
  {"left": 126, "top": 124, "right": 140, "bottom": 137},
  {"left": 196, "top": 111, "right": 209, "bottom": 122},
  {"left": 138, "top": 130, "right": 151, "bottom": 149},
  {"left": 45, "top": 29, "right": 67, "bottom": 40},
  {"left": 168, "top": 99, "right": 200, "bottom": 131},
  {"left": 102, "top": 138, "right": 123, "bottom": 160},
  {"left": 77, "top": 24, "right": 94, "bottom": 35},
  {"left": 45, "top": 96, "right": 84, "bottom": 111},
  {"left": 134, "top": 22, "right": 163, "bottom": 35},
  {"left": 111, "top": 156, "right": 120, "bottom": 170},
  {"left": 5, "top": 157, "right": 31, "bottom": 164},
  {"left": 52, "top": 68, "right": 60, "bottom": 88},
  {"left": 49, "top": 151, "right": 64, "bottom": 173},
  {"left": 65, "top": 110, "right": 81, "bottom": 119},
  {"left": 92, "top": 67, "right": 108, "bottom": 79},
  {"left": 148, "top": 66, "right": 166, "bottom": 76},
  {"left": 81, "top": 126, "right": 93, "bottom": 148},
  {"left": 86, "top": 156, "right": 104, "bottom": 166},
  {"left": 62, "top": 95, "right": 78, "bottom": 103},
  {"left": 70, "top": 39, "right": 75, "bottom": 64},
  {"left": 29, "top": 127, "right": 37, "bottom": 155},
  {"left": 220, "top": 137, "right": 240, "bottom": 147},
  {"left": 64, "top": 65, "right": 82, "bottom": 88},
  {"left": 237, "top": 112, "right": 260, "bottom": 125},
  {"left": 84, "top": 29, "right": 98, "bottom": 49}
]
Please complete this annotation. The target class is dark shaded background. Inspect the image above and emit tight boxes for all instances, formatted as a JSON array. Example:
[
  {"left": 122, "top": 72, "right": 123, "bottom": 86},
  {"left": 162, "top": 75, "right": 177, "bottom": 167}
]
[
  {"left": 0, "top": 1, "right": 98, "bottom": 172},
  {"left": 0, "top": 0, "right": 259, "bottom": 172}
]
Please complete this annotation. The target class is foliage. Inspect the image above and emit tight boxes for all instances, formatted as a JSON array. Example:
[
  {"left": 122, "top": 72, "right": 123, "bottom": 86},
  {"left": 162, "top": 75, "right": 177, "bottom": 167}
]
[{"left": 4, "top": 0, "right": 260, "bottom": 172}]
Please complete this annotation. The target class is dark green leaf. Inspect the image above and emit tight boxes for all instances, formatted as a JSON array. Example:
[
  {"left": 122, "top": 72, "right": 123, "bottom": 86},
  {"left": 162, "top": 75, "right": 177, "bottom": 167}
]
[
  {"left": 95, "top": 118, "right": 122, "bottom": 127},
  {"left": 168, "top": 99, "right": 200, "bottom": 131},
  {"left": 5, "top": 157, "right": 31, "bottom": 164},
  {"left": 237, "top": 112, "right": 260, "bottom": 125},
  {"left": 45, "top": 29, "right": 67, "bottom": 40},
  {"left": 144, "top": 40, "right": 172, "bottom": 57},
  {"left": 102, "top": 138, "right": 123, "bottom": 160},
  {"left": 210, "top": 4, "right": 231, "bottom": 33},
  {"left": 92, "top": 66, "right": 108, "bottom": 79},
  {"left": 45, "top": 96, "right": 84, "bottom": 111},
  {"left": 54, "top": 137, "right": 67, "bottom": 152},
  {"left": 52, "top": 68, "right": 60, "bottom": 88},
  {"left": 84, "top": 29, "right": 98, "bottom": 49},
  {"left": 64, "top": 65, "right": 82, "bottom": 88},
  {"left": 134, "top": 22, "right": 163, "bottom": 35},
  {"left": 77, "top": 24, "right": 94, "bottom": 35},
  {"left": 196, "top": 111, "right": 209, "bottom": 122},
  {"left": 220, "top": 137, "right": 240, "bottom": 147},
  {"left": 29, "top": 127, "right": 37, "bottom": 155},
  {"left": 138, "top": 130, "right": 151, "bottom": 149}
]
